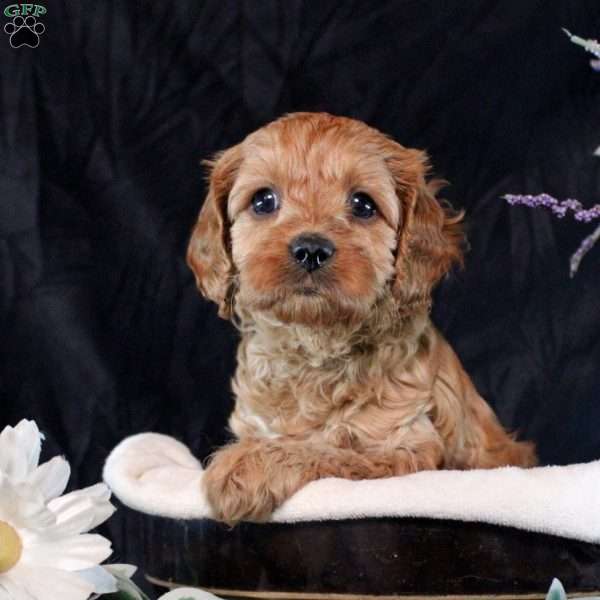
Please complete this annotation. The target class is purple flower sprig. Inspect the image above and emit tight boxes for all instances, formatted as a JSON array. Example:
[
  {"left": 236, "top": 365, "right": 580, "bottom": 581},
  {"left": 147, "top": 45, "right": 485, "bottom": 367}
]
[
  {"left": 503, "top": 193, "right": 600, "bottom": 276},
  {"left": 503, "top": 193, "right": 600, "bottom": 223}
]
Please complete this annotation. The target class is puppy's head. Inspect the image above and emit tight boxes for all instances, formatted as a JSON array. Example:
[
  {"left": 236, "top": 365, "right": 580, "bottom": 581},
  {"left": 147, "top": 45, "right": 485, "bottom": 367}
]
[{"left": 187, "top": 113, "right": 463, "bottom": 326}]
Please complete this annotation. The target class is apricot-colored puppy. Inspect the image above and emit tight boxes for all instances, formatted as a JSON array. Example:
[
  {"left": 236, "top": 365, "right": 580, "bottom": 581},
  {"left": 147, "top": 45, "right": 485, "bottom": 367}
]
[{"left": 187, "top": 112, "right": 536, "bottom": 525}]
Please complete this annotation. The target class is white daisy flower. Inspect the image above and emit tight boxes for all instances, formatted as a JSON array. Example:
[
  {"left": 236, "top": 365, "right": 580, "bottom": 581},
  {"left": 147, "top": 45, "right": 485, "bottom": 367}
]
[{"left": 0, "top": 420, "right": 118, "bottom": 600}]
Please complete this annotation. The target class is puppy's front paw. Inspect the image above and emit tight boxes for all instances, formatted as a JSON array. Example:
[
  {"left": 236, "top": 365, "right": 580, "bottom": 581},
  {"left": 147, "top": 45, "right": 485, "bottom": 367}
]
[{"left": 202, "top": 439, "right": 277, "bottom": 525}]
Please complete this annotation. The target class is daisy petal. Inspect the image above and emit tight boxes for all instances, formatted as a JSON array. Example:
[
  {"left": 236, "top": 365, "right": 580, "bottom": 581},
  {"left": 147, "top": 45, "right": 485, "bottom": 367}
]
[
  {"left": 13, "top": 421, "right": 43, "bottom": 472},
  {"left": 0, "top": 421, "right": 43, "bottom": 482},
  {"left": 0, "top": 574, "right": 36, "bottom": 600},
  {"left": 8, "top": 564, "right": 94, "bottom": 600},
  {"left": 48, "top": 483, "right": 111, "bottom": 512},
  {"left": 27, "top": 457, "right": 70, "bottom": 501},
  {"left": 48, "top": 488, "right": 115, "bottom": 534},
  {"left": 0, "top": 428, "right": 31, "bottom": 482},
  {"left": 0, "top": 479, "right": 55, "bottom": 531},
  {"left": 43, "top": 504, "right": 98, "bottom": 539},
  {"left": 76, "top": 565, "right": 118, "bottom": 594},
  {"left": 23, "top": 533, "right": 112, "bottom": 571}
]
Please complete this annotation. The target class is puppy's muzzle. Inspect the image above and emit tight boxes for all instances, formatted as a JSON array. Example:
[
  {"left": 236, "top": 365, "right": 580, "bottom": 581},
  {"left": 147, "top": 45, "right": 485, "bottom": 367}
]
[{"left": 290, "top": 234, "right": 336, "bottom": 273}]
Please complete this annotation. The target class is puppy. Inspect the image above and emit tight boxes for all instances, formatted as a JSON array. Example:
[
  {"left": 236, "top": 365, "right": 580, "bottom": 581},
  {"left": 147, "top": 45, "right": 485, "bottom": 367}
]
[{"left": 187, "top": 112, "right": 536, "bottom": 525}]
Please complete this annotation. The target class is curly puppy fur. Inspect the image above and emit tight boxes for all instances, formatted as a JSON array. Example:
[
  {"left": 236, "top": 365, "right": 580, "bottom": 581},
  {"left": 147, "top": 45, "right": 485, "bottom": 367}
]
[{"left": 187, "top": 112, "right": 537, "bottom": 525}]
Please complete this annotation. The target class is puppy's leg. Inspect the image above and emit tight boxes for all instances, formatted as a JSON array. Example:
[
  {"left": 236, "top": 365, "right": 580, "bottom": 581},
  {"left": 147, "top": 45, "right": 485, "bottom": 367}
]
[
  {"left": 203, "top": 437, "right": 315, "bottom": 525},
  {"left": 203, "top": 437, "right": 404, "bottom": 525},
  {"left": 431, "top": 338, "right": 537, "bottom": 469},
  {"left": 387, "top": 439, "right": 445, "bottom": 475}
]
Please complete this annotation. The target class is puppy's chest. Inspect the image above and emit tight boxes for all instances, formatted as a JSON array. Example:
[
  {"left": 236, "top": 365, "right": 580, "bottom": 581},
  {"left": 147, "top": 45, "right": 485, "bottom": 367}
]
[{"left": 231, "top": 340, "right": 435, "bottom": 443}]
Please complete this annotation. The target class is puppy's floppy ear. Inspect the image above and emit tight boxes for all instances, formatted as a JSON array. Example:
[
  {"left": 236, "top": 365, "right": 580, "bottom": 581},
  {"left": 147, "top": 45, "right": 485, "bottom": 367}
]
[
  {"left": 387, "top": 146, "right": 464, "bottom": 313},
  {"left": 187, "top": 144, "right": 242, "bottom": 319}
]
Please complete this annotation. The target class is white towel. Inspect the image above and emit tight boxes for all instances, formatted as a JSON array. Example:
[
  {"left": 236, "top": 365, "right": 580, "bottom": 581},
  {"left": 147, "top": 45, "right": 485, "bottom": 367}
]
[{"left": 103, "top": 432, "right": 600, "bottom": 543}]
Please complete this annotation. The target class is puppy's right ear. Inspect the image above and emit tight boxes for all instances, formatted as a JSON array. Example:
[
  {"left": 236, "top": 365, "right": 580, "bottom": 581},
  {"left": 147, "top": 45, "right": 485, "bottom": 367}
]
[{"left": 187, "top": 144, "right": 242, "bottom": 319}]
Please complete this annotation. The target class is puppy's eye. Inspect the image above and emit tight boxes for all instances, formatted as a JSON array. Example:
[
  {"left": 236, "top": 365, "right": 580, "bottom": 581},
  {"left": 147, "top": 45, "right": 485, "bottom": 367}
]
[
  {"left": 251, "top": 188, "right": 280, "bottom": 215},
  {"left": 349, "top": 192, "right": 377, "bottom": 219}
]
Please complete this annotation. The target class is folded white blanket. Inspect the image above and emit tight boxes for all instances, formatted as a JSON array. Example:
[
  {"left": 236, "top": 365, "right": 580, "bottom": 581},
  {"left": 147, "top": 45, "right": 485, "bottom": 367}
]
[{"left": 103, "top": 432, "right": 600, "bottom": 543}]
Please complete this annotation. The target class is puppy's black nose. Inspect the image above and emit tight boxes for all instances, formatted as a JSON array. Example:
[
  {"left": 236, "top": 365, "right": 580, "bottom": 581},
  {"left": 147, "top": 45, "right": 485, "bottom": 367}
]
[{"left": 290, "top": 234, "right": 336, "bottom": 272}]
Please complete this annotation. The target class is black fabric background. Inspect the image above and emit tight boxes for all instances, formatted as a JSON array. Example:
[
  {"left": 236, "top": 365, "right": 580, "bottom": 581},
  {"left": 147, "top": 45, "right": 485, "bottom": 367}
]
[{"left": 1, "top": 0, "right": 599, "bottom": 584}]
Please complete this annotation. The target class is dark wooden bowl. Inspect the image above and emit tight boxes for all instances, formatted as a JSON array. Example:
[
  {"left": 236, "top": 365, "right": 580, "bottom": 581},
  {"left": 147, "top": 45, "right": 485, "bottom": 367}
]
[{"left": 124, "top": 505, "right": 600, "bottom": 599}]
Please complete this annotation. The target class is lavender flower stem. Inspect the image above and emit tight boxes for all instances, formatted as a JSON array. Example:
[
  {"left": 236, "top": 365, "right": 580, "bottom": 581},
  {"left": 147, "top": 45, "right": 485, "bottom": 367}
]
[{"left": 570, "top": 223, "right": 600, "bottom": 277}]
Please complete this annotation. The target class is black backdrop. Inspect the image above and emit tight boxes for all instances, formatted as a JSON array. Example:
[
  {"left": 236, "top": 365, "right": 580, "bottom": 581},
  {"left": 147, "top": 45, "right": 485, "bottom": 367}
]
[{"left": 1, "top": 0, "right": 599, "bottom": 578}]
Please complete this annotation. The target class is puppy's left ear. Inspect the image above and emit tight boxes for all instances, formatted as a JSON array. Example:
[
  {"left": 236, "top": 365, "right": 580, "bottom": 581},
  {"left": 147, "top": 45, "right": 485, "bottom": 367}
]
[
  {"left": 187, "top": 144, "right": 243, "bottom": 319},
  {"left": 387, "top": 146, "right": 464, "bottom": 313}
]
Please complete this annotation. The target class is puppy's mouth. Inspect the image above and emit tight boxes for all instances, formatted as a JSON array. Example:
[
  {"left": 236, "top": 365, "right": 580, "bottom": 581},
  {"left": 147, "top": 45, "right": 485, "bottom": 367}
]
[
  {"left": 293, "top": 286, "right": 321, "bottom": 297},
  {"left": 290, "top": 270, "right": 332, "bottom": 297},
  {"left": 241, "top": 272, "right": 371, "bottom": 327}
]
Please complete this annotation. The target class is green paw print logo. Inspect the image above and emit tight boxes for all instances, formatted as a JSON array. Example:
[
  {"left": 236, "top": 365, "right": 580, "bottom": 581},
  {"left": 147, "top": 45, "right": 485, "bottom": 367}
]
[
  {"left": 3, "top": 4, "right": 46, "bottom": 48},
  {"left": 158, "top": 589, "right": 223, "bottom": 600}
]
